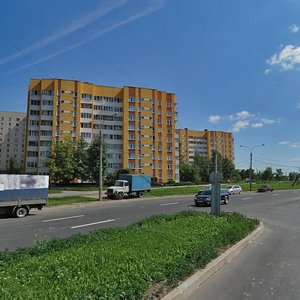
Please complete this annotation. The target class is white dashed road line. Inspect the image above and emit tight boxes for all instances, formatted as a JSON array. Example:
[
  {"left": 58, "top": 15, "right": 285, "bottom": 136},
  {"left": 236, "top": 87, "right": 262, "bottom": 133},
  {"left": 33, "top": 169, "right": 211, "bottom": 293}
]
[
  {"left": 43, "top": 215, "right": 85, "bottom": 223},
  {"left": 242, "top": 197, "right": 252, "bottom": 200},
  {"left": 273, "top": 194, "right": 279, "bottom": 196},
  {"left": 70, "top": 219, "right": 115, "bottom": 229},
  {"left": 160, "top": 202, "right": 179, "bottom": 206}
]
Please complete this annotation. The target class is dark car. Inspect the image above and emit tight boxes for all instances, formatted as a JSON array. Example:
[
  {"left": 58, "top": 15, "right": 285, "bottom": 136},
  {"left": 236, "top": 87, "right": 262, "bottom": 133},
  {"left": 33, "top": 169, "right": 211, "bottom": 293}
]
[
  {"left": 194, "top": 189, "right": 229, "bottom": 207},
  {"left": 257, "top": 185, "right": 274, "bottom": 192}
]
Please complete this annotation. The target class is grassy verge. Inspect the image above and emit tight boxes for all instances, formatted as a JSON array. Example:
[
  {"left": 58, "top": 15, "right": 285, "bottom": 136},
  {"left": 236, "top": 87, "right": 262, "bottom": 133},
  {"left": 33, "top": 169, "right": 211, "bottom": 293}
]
[
  {"left": 147, "top": 186, "right": 203, "bottom": 197},
  {"left": 229, "top": 181, "right": 299, "bottom": 192},
  {"left": 47, "top": 196, "right": 98, "bottom": 207},
  {"left": 0, "top": 211, "right": 258, "bottom": 300}
]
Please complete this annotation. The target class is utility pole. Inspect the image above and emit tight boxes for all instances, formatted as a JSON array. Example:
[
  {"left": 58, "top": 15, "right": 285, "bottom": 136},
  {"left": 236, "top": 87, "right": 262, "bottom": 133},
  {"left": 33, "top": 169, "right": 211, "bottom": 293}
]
[
  {"left": 99, "top": 129, "right": 103, "bottom": 203},
  {"left": 210, "top": 153, "right": 222, "bottom": 216},
  {"left": 240, "top": 144, "right": 265, "bottom": 191}
]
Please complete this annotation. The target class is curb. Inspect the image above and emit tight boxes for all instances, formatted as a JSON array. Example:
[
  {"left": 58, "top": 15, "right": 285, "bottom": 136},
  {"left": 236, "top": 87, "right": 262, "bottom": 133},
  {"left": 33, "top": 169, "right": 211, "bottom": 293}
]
[{"left": 161, "top": 222, "right": 264, "bottom": 300}]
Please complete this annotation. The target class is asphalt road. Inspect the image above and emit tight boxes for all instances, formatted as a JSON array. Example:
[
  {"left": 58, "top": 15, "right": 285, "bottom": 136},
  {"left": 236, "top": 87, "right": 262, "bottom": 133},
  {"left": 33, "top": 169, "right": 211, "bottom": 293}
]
[{"left": 1, "top": 189, "right": 300, "bottom": 299}]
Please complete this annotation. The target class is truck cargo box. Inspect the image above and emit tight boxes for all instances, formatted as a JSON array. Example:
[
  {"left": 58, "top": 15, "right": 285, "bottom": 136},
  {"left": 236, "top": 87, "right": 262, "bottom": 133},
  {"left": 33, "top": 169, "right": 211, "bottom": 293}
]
[{"left": 118, "top": 174, "right": 151, "bottom": 192}]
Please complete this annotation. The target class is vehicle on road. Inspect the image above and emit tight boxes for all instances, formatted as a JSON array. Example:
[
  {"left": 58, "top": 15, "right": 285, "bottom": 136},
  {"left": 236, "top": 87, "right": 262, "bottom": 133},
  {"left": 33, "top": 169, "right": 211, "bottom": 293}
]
[
  {"left": 106, "top": 174, "right": 151, "bottom": 199},
  {"left": 0, "top": 174, "right": 49, "bottom": 218},
  {"left": 194, "top": 189, "right": 229, "bottom": 207},
  {"left": 257, "top": 185, "right": 274, "bottom": 192},
  {"left": 226, "top": 185, "right": 242, "bottom": 195}
]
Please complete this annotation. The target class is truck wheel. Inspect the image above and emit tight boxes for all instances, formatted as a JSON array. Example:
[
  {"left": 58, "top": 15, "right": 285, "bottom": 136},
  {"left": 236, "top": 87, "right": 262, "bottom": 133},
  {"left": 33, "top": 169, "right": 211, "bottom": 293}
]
[
  {"left": 15, "top": 207, "right": 28, "bottom": 218},
  {"left": 117, "top": 192, "right": 124, "bottom": 200},
  {"left": 138, "top": 191, "right": 144, "bottom": 198}
]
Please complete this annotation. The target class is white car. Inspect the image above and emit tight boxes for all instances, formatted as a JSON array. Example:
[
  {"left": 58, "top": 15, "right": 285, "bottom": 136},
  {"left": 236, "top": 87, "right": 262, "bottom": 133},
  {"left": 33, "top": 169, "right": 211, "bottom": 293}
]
[{"left": 226, "top": 185, "right": 242, "bottom": 195}]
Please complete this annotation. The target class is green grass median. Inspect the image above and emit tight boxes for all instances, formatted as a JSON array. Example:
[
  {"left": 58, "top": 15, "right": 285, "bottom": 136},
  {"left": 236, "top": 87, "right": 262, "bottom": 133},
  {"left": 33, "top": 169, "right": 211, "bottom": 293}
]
[
  {"left": 47, "top": 196, "right": 98, "bottom": 207},
  {"left": 0, "top": 211, "right": 258, "bottom": 300}
]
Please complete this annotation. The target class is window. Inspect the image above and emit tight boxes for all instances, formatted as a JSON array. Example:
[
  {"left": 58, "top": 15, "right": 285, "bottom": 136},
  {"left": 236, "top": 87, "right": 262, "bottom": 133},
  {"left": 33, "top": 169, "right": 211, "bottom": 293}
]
[
  {"left": 166, "top": 120, "right": 172, "bottom": 125},
  {"left": 31, "top": 100, "right": 40, "bottom": 106},
  {"left": 129, "top": 106, "right": 136, "bottom": 112},
  {"left": 129, "top": 97, "right": 136, "bottom": 103},
  {"left": 30, "top": 120, "right": 39, "bottom": 126},
  {"left": 129, "top": 125, "right": 135, "bottom": 130},
  {"left": 81, "top": 132, "right": 91, "bottom": 138},
  {"left": 81, "top": 93, "right": 92, "bottom": 100},
  {"left": 81, "top": 112, "right": 92, "bottom": 118}
]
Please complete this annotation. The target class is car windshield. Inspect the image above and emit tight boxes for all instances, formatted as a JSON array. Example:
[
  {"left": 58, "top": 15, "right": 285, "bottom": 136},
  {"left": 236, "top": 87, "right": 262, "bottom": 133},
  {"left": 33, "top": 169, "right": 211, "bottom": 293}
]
[
  {"left": 114, "top": 181, "right": 124, "bottom": 187},
  {"left": 227, "top": 186, "right": 233, "bottom": 189},
  {"left": 201, "top": 190, "right": 211, "bottom": 195}
]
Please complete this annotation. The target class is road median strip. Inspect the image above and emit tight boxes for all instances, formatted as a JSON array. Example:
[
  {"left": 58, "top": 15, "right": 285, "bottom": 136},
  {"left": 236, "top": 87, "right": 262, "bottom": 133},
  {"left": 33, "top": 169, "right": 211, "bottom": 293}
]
[{"left": 161, "top": 222, "right": 264, "bottom": 300}]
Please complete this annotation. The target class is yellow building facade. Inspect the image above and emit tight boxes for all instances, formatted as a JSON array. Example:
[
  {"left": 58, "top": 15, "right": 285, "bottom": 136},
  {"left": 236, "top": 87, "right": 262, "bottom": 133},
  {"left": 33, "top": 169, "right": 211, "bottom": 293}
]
[
  {"left": 26, "top": 79, "right": 179, "bottom": 183},
  {"left": 177, "top": 129, "right": 234, "bottom": 163}
]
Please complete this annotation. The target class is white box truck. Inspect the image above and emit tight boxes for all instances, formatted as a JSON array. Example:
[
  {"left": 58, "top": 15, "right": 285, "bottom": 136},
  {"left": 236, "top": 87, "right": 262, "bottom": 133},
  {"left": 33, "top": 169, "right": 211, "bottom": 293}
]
[{"left": 0, "top": 175, "right": 49, "bottom": 218}]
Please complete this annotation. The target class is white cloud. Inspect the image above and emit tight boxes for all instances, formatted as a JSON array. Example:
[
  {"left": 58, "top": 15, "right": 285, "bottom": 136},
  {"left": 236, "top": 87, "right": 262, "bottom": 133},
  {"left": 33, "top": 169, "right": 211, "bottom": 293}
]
[
  {"left": 297, "top": 103, "right": 300, "bottom": 109},
  {"left": 265, "top": 68, "right": 272, "bottom": 75},
  {"left": 261, "top": 118, "right": 275, "bottom": 125},
  {"left": 278, "top": 141, "right": 291, "bottom": 145},
  {"left": 232, "top": 120, "right": 250, "bottom": 132},
  {"left": 267, "top": 44, "right": 300, "bottom": 71},
  {"left": 208, "top": 115, "right": 221, "bottom": 123},
  {"left": 251, "top": 122, "right": 263, "bottom": 128},
  {"left": 236, "top": 111, "right": 255, "bottom": 120},
  {"left": 289, "top": 24, "right": 299, "bottom": 33},
  {"left": 291, "top": 144, "right": 300, "bottom": 148}
]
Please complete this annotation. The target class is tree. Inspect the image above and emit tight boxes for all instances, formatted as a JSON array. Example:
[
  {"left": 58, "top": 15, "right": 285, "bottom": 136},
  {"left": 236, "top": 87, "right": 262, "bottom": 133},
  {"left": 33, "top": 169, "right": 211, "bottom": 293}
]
[
  {"left": 179, "top": 161, "right": 197, "bottom": 183},
  {"left": 46, "top": 138, "right": 77, "bottom": 184},
  {"left": 289, "top": 172, "right": 299, "bottom": 181},
  {"left": 192, "top": 152, "right": 211, "bottom": 183},
  {"left": 221, "top": 157, "right": 235, "bottom": 181},
  {"left": 274, "top": 168, "right": 284, "bottom": 181},
  {"left": 7, "top": 156, "right": 23, "bottom": 174},
  {"left": 261, "top": 167, "right": 273, "bottom": 181},
  {"left": 73, "top": 139, "right": 89, "bottom": 181}
]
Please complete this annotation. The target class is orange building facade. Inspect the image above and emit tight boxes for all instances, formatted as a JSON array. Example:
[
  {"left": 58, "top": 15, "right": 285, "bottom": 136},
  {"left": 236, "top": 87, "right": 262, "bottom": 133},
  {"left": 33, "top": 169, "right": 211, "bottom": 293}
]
[
  {"left": 25, "top": 79, "right": 179, "bottom": 183},
  {"left": 177, "top": 128, "right": 234, "bottom": 163}
]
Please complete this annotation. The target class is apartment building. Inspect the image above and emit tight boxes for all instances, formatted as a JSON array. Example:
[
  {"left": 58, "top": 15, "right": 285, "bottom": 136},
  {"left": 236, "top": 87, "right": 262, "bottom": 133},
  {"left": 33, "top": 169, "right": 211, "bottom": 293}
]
[
  {"left": 25, "top": 79, "right": 179, "bottom": 183},
  {"left": 177, "top": 128, "right": 234, "bottom": 163},
  {"left": 0, "top": 112, "right": 26, "bottom": 173}
]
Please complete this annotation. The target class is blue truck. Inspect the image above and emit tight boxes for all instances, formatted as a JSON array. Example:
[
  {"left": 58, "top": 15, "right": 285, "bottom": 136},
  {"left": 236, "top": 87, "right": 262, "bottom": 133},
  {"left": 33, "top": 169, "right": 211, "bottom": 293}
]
[
  {"left": 0, "top": 175, "right": 49, "bottom": 218},
  {"left": 106, "top": 174, "right": 151, "bottom": 199}
]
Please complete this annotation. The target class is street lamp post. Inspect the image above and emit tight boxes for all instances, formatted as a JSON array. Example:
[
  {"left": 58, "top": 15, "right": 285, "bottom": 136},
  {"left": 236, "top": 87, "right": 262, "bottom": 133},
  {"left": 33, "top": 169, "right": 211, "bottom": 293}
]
[
  {"left": 99, "top": 112, "right": 117, "bottom": 203},
  {"left": 240, "top": 144, "right": 265, "bottom": 191}
]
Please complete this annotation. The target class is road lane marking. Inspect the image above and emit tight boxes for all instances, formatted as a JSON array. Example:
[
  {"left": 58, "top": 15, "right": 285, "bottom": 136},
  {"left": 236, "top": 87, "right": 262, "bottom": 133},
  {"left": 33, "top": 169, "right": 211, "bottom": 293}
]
[
  {"left": 160, "top": 202, "right": 179, "bottom": 206},
  {"left": 70, "top": 219, "right": 115, "bottom": 229},
  {"left": 242, "top": 197, "right": 252, "bottom": 200},
  {"left": 43, "top": 215, "right": 85, "bottom": 223},
  {"left": 273, "top": 194, "right": 279, "bottom": 196}
]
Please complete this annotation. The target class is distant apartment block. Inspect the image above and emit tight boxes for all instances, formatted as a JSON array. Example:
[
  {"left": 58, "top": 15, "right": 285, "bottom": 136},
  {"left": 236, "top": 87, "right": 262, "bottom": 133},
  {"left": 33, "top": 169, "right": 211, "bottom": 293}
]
[
  {"left": 0, "top": 112, "right": 26, "bottom": 173},
  {"left": 177, "top": 128, "right": 234, "bottom": 163},
  {"left": 25, "top": 78, "right": 179, "bottom": 183}
]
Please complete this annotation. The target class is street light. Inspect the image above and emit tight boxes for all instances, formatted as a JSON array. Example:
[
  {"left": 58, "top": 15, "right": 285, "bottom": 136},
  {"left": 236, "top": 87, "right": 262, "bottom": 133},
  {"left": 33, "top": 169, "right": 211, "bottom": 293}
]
[
  {"left": 240, "top": 144, "right": 265, "bottom": 191},
  {"left": 99, "top": 112, "right": 118, "bottom": 203}
]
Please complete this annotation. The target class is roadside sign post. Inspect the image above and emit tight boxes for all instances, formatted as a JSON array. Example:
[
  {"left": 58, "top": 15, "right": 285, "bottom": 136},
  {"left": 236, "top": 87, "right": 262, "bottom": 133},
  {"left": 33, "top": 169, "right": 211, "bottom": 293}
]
[{"left": 209, "top": 171, "right": 223, "bottom": 216}]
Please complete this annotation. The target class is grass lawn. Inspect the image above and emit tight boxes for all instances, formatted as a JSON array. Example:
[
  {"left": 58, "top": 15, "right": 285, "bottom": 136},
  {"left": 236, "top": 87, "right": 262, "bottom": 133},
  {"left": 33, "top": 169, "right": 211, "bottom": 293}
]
[
  {"left": 0, "top": 211, "right": 258, "bottom": 300},
  {"left": 47, "top": 196, "right": 98, "bottom": 207}
]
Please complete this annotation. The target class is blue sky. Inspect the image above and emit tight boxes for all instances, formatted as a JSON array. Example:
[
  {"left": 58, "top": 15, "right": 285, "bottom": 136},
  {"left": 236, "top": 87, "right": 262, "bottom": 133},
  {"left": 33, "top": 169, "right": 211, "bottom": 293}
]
[{"left": 0, "top": 0, "right": 300, "bottom": 174}]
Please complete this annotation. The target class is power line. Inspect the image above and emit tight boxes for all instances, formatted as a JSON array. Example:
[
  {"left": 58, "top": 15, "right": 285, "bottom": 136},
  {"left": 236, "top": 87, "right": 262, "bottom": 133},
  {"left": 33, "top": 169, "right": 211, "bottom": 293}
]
[{"left": 253, "top": 158, "right": 300, "bottom": 169}]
